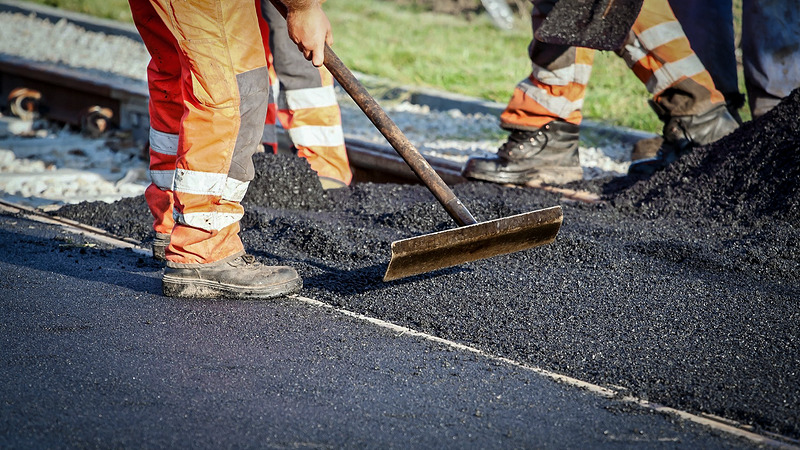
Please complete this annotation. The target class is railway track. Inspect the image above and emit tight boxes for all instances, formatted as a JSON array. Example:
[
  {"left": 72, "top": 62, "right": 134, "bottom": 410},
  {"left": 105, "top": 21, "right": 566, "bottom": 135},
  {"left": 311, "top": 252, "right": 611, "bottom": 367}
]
[
  {"left": 0, "top": 51, "right": 468, "bottom": 184},
  {"left": 0, "top": 0, "right": 602, "bottom": 202},
  {"left": 0, "top": 55, "right": 604, "bottom": 202}
]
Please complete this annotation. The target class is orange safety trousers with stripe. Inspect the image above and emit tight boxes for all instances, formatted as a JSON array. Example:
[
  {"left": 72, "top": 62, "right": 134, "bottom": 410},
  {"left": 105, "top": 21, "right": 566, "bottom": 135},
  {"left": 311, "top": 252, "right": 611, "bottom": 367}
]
[
  {"left": 501, "top": 0, "right": 726, "bottom": 131},
  {"left": 131, "top": 0, "right": 269, "bottom": 265},
  {"left": 257, "top": 0, "right": 352, "bottom": 186}
]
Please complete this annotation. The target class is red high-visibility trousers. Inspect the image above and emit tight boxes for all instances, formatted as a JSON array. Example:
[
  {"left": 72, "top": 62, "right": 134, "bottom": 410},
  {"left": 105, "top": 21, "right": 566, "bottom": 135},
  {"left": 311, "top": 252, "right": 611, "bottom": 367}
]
[
  {"left": 258, "top": 0, "right": 352, "bottom": 186},
  {"left": 131, "top": 0, "right": 269, "bottom": 265}
]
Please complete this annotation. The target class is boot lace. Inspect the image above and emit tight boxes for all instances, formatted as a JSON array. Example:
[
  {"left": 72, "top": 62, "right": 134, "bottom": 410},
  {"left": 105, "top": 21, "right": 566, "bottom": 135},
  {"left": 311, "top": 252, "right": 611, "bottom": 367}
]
[{"left": 498, "top": 130, "right": 548, "bottom": 160}]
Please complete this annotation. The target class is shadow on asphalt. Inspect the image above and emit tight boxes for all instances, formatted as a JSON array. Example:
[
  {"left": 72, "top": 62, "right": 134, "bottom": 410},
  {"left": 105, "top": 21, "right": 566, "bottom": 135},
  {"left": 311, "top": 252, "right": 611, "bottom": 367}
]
[{"left": 0, "top": 226, "right": 162, "bottom": 296}]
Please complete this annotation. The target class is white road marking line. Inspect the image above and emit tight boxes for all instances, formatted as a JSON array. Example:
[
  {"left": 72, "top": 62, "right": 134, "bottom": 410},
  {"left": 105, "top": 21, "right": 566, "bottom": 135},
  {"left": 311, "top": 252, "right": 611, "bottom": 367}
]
[
  {"left": 2, "top": 199, "right": 795, "bottom": 449},
  {"left": 293, "top": 294, "right": 799, "bottom": 449}
]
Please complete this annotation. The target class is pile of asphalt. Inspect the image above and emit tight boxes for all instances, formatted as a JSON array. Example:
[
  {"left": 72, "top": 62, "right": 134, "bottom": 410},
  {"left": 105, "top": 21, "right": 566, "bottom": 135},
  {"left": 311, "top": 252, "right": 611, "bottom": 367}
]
[
  {"left": 55, "top": 91, "right": 800, "bottom": 440},
  {"left": 613, "top": 88, "right": 800, "bottom": 226},
  {"left": 535, "top": 0, "right": 640, "bottom": 51}
]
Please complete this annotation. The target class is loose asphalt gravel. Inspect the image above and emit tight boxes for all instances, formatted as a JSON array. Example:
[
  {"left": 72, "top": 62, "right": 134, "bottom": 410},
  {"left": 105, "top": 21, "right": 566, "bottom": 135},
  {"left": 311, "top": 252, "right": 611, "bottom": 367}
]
[
  {"left": 1, "top": 1, "right": 797, "bottom": 444},
  {"left": 2, "top": 212, "right": 764, "bottom": 448},
  {"left": 52, "top": 89, "right": 800, "bottom": 442}
]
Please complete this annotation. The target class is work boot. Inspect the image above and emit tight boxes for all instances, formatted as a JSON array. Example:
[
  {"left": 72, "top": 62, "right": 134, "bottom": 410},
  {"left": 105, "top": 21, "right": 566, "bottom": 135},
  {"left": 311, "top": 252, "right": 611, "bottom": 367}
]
[
  {"left": 318, "top": 176, "right": 348, "bottom": 190},
  {"left": 152, "top": 232, "right": 170, "bottom": 262},
  {"left": 631, "top": 98, "right": 742, "bottom": 162},
  {"left": 462, "top": 120, "right": 582, "bottom": 185},
  {"left": 162, "top": 252, "right": 302, "bottom": 299},
  {"left": 630, "top": 136, "right": 664, "bottom": 162},
  {"left": 628, "top": 103, "right": 738, "bottom": 176}
]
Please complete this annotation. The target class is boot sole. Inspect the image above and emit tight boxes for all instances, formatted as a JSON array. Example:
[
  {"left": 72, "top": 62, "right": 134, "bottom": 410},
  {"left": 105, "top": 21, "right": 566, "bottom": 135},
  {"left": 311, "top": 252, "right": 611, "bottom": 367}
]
[
  {"left": 464, "top": 166, "right": 583, "bottom": 185},
  {"left": 162, "top": 274, "right": 302, "bottom": 299}
]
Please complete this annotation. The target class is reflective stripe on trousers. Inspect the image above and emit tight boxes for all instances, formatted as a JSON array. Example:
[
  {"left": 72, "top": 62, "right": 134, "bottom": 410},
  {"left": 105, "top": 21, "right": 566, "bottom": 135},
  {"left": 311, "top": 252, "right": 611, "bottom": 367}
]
[
  {"left": 500, "top": 0, "right": 724, "bottom": 131},
  {"left": 131, "top": 0, "right": 269, "bottom": 265},
  {"left": 259, "top": 0, "right": 352, "bottom": 185}
]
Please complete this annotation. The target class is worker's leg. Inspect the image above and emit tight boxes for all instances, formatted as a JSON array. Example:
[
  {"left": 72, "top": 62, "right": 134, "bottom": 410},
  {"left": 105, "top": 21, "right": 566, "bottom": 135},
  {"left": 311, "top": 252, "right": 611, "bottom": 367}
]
[
  {"left": 130, "top": 0, "right": 181, "bottom": 261},
  {"left": 144, "top": 0, "right": 266, "bottom": 265},
  {"left": 619, "top": 0, "right": 728, "bottom": 116},
  {"left": 462, "top": 0, "right": 590, "bottom": 185},
  {"left": 256, "top": 0, "right": 280, "bottom": 155},
  {"left": 667, "top": 0, "right": 743, "bottom": 113},
  {"left": 141, "top": 0, "right": 300, "bottom": 298},
  {"left": 621, "top": 0, "right": 738, "bottom": 174},
  {"left": 499, "top": 0, "right": 595, "bottom": 130},
  {"left": 742, "top": 0, "right": 800, "bottom": 118},
  {"left": 260, "top": 0, "right": 352, "bottom": 188}
]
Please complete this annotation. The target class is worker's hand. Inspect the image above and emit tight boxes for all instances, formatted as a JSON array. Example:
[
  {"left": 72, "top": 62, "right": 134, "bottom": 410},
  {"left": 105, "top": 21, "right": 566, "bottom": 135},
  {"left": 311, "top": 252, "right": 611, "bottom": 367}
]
[{"left": 286, "top": 3, "right": 333, "bottom": 67}]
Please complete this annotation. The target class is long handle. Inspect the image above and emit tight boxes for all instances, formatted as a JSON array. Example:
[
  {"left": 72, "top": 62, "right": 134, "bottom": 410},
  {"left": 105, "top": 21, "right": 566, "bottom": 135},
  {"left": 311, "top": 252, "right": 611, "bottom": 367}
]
[
  {"left": 323, "top": 46, "right": 477, "bottom": 226},
  {"left": 266, "top": 0, "right": 476, "bottom": 227}
]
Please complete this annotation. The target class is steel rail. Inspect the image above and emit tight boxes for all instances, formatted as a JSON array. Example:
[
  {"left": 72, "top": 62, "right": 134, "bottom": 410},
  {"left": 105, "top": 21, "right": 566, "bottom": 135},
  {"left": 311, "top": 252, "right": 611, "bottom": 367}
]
[{"left": 0, "top": 1, "right": 599, "bottom": 202}]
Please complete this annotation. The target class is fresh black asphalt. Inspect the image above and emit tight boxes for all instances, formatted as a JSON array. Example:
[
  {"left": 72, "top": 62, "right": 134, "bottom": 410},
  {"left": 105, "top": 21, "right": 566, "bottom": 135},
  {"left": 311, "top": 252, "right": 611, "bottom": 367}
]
[
  {"left": 0, "top": 213, "right": 762, "bottom": 449},
  {"left": 39, "top": 89, "right": 800, "bottom": 448}
]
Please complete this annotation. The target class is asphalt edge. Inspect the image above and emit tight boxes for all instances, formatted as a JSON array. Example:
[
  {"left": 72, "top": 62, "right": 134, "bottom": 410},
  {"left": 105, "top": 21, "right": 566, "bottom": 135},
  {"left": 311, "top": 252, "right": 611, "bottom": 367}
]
[{"left": 296, "top": 293, "right": 799, "bottom": 450}]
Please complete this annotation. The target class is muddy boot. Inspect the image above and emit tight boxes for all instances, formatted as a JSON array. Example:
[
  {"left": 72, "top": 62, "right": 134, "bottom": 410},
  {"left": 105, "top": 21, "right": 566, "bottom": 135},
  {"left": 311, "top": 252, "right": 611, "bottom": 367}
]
[
  {"left": 152, "top": 232, "right": 170, "bottom": 262},
  {"left": 162, "top": 252, "right": 302, "bottom": 299},
  {"left": 630, "top": 136, "right": 664, "bottom": 161},
  {"left": 628, "top": 103, "right": 738, "bottom": 176},
  {"left": 462, "top": 120, "right": 582, "bottom": 185}
]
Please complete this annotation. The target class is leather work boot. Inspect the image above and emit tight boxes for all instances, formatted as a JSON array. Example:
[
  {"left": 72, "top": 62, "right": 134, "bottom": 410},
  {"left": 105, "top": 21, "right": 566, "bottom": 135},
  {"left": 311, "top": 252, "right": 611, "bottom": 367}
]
[
  {"left": 630, "top": 136, "right": 664, "bottom": 162},
  {"left": 628, "top": 103, "right": 738, "bottom": 176},
  {"left": 631, "top": 98, "right": 743, "bottom": 162},
  {"left": 162, "top": 252, "right": 302, "bottom": 299},
  {"left": 462, "top": 120, "right": 582, "bottom": 185},
  {"left": 152, "top": 232, "right": 170, "bottom": 262}
]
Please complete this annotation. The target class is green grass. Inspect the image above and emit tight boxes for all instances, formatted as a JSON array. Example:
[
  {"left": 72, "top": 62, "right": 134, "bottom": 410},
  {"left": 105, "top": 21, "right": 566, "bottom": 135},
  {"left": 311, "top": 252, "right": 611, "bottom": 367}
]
[
  {"left": 325, "top": 0, "right": 533, "bottom": 105},
  {"left": 582, "top": 52, "right": 656, "bottom": 131},
  {"left": 20, "top": 0, "right": 750, "bottom": 132},
  {"left": 322, "top": 0, "right": 666, "bottom": 131},
  {"left": 31, "top": 0, "right": 131, "bottom": 22}
]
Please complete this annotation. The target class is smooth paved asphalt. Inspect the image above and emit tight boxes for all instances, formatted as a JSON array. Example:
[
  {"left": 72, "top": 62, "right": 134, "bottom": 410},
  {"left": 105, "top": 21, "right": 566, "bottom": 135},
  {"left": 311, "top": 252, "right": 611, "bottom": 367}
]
[{"left": 0, "top": 213, "right": 762, "bottom": 448}]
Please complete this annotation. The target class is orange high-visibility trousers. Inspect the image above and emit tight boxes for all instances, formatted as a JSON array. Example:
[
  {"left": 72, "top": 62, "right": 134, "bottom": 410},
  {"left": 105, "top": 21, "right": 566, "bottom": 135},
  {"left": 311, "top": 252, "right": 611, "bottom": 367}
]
[
  {"left": 500, "top": 0, "right": 725, "bottom": 131},
  {"left": 131, "top": 0, "right": 269, "bottom": 265},
  {"left": 258, "top": 0, "right": 353, "bottom": 186}
]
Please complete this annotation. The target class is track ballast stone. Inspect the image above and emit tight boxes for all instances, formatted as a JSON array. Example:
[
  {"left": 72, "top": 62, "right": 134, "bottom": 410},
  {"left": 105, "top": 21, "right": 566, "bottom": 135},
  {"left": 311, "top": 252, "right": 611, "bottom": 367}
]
[{"left": 55, "top": 90, "right": 800, "bottom": 441}]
